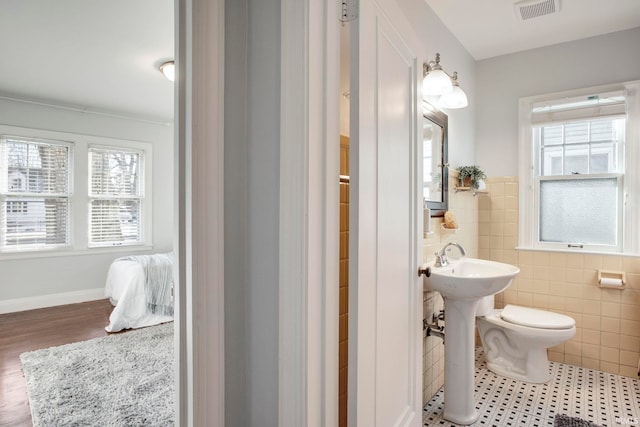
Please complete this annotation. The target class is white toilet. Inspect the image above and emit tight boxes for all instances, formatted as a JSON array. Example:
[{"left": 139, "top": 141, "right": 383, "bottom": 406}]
[{"left": 476, "top": 295, "right": 576, "bottom": 383}]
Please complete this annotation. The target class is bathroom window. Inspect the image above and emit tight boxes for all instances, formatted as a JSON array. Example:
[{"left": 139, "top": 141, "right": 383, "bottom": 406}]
[{"left": 519, "top": 81, "right": 640, "bottom": 254}]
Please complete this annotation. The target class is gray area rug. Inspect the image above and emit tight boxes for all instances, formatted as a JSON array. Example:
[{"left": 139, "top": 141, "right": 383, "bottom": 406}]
[
  {"left": 20, "top": 322, "right": 174, "bottom": 426},
  {"left": 554, "top": 414, "right": 603, "bottom": 427}
]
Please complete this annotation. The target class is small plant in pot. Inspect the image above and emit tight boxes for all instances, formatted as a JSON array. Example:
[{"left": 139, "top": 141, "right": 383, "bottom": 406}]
[{"left": 457, "top": 165, "right": 486, "bottom": 190}]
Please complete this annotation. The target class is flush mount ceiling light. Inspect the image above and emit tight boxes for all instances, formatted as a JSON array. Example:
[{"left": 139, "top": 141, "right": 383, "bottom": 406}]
[
  {"left": 159, "top": 60, "right": 175, "bottom": 82},
  {"left": 423, "top": 53, "right": 468, "bottom": 109}
]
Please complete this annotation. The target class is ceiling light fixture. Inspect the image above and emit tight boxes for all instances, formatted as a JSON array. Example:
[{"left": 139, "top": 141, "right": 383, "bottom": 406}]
[
  {"left": 423, "top": 53, "right": 468, "bottom": 109},
  {"left": 159, "top": 60, "right": 175, "bottom": 82}
]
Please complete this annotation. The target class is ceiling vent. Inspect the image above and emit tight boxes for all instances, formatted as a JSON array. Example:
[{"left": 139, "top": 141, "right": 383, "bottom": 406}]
[{"left": 514, "top": 0, "right": 560, "bottom": 20}]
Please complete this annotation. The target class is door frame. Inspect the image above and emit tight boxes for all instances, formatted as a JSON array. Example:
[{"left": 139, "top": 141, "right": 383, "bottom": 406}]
[
  {"left": 279, "top": 0, "right": 341, "bottom": 425},
  {"left": 175, "top": 0, "right": 226, "bottom": 425},
  {"left": 176, "top": 0, "right": 341, "bottom": 425}
]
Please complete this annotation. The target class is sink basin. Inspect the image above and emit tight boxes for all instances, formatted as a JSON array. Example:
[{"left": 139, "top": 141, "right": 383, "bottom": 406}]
[
  {"left": 421, "top": 257, "right": 519, "bottom": 425},
  {"left": 424, "top": 258, "right": 519, "bottom": 299}
]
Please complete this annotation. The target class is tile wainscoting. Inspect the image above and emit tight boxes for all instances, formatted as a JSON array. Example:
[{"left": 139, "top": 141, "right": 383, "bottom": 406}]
[
  {"left": 480, "top": 176, "right": 640, "bottom": 379},
  {"left": 422, "top": 174, "right": 640, "bottom": 405},
  {"left": 422, "top": 172, "right": 479, "bottom": 404}
]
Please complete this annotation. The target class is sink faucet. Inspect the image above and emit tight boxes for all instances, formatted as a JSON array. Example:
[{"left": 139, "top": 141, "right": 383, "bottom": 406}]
[{"left": 434, "top": 242, "right": 466, "bottom": 267}]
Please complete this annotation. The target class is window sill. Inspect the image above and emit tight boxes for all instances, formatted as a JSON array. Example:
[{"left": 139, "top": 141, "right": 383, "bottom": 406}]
[
  {"left": 515, "top": 246, "right": 640, "bottom": 258},
  {"left": 0, "top": 244, "right": 155, "bottom": 261}
]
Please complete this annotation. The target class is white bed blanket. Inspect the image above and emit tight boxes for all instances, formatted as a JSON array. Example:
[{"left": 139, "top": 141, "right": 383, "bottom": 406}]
[{"left": 104, "top": 253, "right": 175, "bottom": 332}]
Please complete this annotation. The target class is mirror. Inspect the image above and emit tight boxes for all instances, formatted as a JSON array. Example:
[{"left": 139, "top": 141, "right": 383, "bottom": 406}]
[{"left": 422, "top": 102, "right": 448, "bottom": 216}]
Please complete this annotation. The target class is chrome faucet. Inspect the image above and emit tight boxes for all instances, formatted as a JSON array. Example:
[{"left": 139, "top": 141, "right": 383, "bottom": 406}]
[{"left": 434, "top": 242, "right": 466, "bottom": 267}]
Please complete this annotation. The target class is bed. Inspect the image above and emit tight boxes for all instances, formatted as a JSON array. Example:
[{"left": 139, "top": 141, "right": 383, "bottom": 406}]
[{"left": 104, "top": 252, "right": 175, "bottom": 332}]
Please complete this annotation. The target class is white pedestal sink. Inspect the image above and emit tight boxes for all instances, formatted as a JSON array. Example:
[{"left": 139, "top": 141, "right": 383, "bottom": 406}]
[{"left": 423, "top": 258, "right": 519, "bottom": 425}]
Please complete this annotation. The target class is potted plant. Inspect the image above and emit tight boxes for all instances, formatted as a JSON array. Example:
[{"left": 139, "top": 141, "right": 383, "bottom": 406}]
[{"left": 456, "top": 165, "right": 486, "bottom": 190}]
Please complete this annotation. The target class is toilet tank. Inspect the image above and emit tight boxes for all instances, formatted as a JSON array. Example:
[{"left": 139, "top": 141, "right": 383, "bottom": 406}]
[{"left": 476, "top": 295, "right": 495, "bottom": 317}]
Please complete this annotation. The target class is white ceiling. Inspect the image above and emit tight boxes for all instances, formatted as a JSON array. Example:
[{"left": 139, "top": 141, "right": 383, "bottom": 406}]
[
  {"left": 0, "top": 0, "right": 174, "bottom": 122},
  {"left": 425, "top": 0, "right": 640, "bottom": 60},
  {"left": 2, "top": 1, "right": 637, "bottom": 122}
]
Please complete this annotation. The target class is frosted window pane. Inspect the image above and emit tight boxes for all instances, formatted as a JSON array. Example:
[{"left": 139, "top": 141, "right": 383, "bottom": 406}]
[{"left": 540, "top": 178, "right": 617, "bottom": 245}]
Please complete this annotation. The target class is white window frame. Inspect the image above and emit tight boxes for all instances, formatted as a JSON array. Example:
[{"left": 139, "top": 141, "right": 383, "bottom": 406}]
[
  {"left": 0, "top": 125, "right": 153, "bottom": 259},
  {"left": 0, "top": 135, "right": 74, "bottom": 253},
  {"left": 88, "top": 145, "right": 146, "bottom": 248},
  {"left": 519, "top": 81, "right": 640, "bottom": 255}
]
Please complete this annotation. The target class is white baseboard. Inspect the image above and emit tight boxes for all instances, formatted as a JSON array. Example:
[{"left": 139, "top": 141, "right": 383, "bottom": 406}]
[{"left": 0, "top": 288, "right": 106, "bottom": 314}]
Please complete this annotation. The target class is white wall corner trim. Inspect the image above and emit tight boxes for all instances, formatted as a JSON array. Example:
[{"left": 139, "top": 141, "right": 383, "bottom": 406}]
[
  {"left": 279, "top": 0, "right": 340, "bottom": 426},
  {"left": 0, "top": 288, "right": 105, "bottom": 314}
]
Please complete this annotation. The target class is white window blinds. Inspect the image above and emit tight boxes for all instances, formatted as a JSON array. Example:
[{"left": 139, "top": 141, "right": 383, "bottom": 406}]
[
  {"left": 531, "top": 90, "right": 626, "bottom": 125},
  {"left": 0, "top": 136, "right": 72, "bottom": 251},
  {"left": 89, "top": 147, "right": 143, "bottom": 246}
]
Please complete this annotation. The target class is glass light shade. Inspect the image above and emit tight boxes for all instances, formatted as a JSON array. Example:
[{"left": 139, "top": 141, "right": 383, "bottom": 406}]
[
  {"left": 160, "top": 61, "right": 175, "bottom": 82},
  {"left": 422, "top": 69, "right": 453, "bottom": 97},
  {"left": 439, "top": 85, "right": 468, "bottom": 109}
]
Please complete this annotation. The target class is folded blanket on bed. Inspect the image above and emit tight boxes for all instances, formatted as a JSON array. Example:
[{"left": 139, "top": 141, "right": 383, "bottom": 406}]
[{"left": 117, "top": 253, "right": 174, "bottom": 316}]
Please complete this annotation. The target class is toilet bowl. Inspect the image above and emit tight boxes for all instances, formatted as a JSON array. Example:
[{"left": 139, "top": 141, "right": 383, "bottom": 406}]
[{"left": 476, "top": 296, "right": 575, "bottom": 383}]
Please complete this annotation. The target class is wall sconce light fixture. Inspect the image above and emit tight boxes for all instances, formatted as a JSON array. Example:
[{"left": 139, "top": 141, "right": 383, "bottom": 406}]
[
  {"left": 423, "top": 53, "right": 468, "bottom": 109},
  {"left": 159, "top": 60, "right": 175, "bottom": 82},
  {"left": 439, "top": 72, "right": 468, "bottom": 109}
]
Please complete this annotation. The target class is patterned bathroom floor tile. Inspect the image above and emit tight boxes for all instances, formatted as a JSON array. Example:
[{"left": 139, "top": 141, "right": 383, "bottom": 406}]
[{"left": 423, "top": 348, "right": 640, "bottom": 426}]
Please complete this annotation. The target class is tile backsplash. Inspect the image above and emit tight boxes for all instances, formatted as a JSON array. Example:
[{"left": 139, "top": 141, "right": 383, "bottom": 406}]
[
  {"left": 480, "top": 176, "right": 640, "bottom": 379},
  {"left": 422, "top": 174, "right": 640, "bottom": 405},
  {"left": 422, "top": 172, "right": 479, "bottom": 405}
]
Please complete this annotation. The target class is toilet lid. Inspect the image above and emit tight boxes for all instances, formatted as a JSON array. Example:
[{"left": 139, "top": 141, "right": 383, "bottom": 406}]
[{"left": 500, "top": 305, "right": 575, "bottom": 330}]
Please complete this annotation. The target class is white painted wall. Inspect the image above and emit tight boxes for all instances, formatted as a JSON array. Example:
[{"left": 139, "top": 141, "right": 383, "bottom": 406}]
[
  {"left": 0, "top": 98, "right": 174, "bottom": 302},
  {"left": 476, "top": 27, "right": 640, "bottom": 177}
]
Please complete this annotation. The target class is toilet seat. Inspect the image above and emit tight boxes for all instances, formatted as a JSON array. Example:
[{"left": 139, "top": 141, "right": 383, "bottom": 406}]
[{"left": 500, "top": 304, "right": 575, "bottom": 330}]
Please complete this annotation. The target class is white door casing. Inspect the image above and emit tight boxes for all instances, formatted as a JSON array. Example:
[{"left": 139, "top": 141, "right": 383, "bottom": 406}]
[
  {"left": 349, "top": 1, "right": 423, "bottom": 426},
  {"left": 175, "top": 0, "right": 225, "bottom": 425}
]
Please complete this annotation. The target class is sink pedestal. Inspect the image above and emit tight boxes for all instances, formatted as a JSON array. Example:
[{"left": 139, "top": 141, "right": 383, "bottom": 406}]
[
  {"left": 422, "top": 257, "right": 520, "bottom": 425},
  {"left": 442, "top": 297, "right": 479, "bottom": 425}
]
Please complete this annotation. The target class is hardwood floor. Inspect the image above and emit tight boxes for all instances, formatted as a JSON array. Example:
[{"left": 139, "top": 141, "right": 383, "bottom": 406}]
[{"left": 0, "top": 299, "right": 114, "bottom": 427}]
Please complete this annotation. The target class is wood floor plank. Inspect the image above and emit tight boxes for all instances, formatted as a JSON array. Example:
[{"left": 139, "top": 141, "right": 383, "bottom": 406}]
[{"left": 0, "top": 299, "right": 113, "bottom": 427}]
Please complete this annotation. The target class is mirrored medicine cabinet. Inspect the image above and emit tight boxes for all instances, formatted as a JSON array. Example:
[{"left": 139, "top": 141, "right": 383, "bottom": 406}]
[{"left": 422, "top": 102, "right": 448, "bottom": 217}]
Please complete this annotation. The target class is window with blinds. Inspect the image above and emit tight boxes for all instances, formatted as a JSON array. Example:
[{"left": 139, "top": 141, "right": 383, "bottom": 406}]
[
  {"left": 519, "top": 83, "right": 640, "bottom": 254},
  {"left": 89, "top": 147, "right": 144, "bottom": 247},
  {"left": 0, "top": 136, "right": 72, "bottom": 251},
  {"left": 532, "top": 94, "right": 625, "bottom": 251}
]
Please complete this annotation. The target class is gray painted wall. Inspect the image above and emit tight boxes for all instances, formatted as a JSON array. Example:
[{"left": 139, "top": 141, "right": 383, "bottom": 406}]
[
  {"left": 224, "top": 0, "right": 280, "bottom": 425},
  {"left": 0, "top": 98, "right": 174, "bottom": 301},
  {"left": 476, "top": 27, "right": 640, "bottom": 177},
  {"left": 397, "top": 0, "right": 477, "bottom": 169},
  {"left": 224, "top": 0, "right": 248, "bottom": 426}
]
